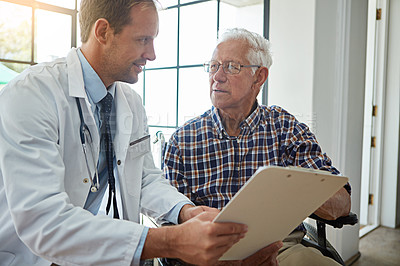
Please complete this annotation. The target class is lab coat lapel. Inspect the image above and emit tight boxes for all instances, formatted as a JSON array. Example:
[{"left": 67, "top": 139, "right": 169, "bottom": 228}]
[
  {"left": 114, "top": 83, "right": 137, "bottom": 165},
  {"left": 66, "top": 48, "right": 100, "bottom": 166}
]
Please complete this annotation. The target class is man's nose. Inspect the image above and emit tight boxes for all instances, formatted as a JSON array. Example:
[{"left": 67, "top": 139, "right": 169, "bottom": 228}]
[
  {"left": 212, "top": 64, "right": 227, "bottom": 82},
  {"left": 144, "top": 42, "right": 156, "bottom": 61}
]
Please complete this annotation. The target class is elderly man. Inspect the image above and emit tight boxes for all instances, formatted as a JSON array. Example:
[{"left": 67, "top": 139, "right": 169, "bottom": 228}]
[
  {"left": 164, "top": 28, "right": 351, "bottom": 265},
  {"left": 0, "top": 2, "right": 252, "bottom": 266}
]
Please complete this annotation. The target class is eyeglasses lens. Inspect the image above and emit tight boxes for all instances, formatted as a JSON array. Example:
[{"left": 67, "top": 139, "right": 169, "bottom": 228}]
[
  {"left": 204, "top": 61, "right": 241, "bottom": 74},
  {"left": 224, "top": 62, "right": 240, "bottom": 74}
]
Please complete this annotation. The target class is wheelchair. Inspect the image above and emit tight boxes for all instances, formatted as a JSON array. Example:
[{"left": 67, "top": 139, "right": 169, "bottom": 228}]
[
  {"left": 301, "top": 212, "right": 358, "bottom": 265},
  {"left": 153, "top": 212, "right": 358, "bottom": 266}
]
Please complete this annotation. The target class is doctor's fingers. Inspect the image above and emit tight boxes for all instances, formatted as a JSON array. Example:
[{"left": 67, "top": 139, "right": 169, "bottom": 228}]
[
  {"left": 184, "top": 205, "right": 220, "bottom": 221},
  {"left": 193, "top": 209, "right": 221, "bottom": 222},
  {"left": 211, "top": 221, "right": 248, "bottom": 237},
  {"left": 176, "top": 235, "right": 240, "bottom": 266},
  {"left": 190, "top": 227, "right": 244, "bottom": 257},
  {"left": 190, "top": 211, "right": 248, "bottom": 235}
]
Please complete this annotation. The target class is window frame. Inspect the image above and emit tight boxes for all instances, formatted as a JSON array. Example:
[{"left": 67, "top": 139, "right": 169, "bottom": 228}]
[
  {"left": 0, "top": 0, "right": 78, "bottom": 67},
  {"left": 143, "top": 0, "right": 269, "bottom": 132}
]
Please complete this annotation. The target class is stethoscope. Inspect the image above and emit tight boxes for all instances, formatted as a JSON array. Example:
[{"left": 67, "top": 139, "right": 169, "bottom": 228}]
[{"left": 76, "top": 98, "right": 100, "bottom": 192}]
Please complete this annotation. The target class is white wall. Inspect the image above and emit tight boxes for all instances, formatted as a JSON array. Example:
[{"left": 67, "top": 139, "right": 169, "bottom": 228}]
[
  {"left": 269, "top": 0, "right": 368, "bottom": 261},
  {"left": 381, "top": 0, "right": 400, "bottom": 228},
  {"left": 320, "top": 0, "right": 367, "bottom": 261},
  {"left": 268, "top": 0, "right": 315, "bottom": 126}
]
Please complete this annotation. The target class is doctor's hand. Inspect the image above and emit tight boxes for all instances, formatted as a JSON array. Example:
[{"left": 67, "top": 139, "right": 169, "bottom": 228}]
[
  {"left": 178, "top": 204, "right": 219, "bottom": 223},
  {"left": 142, "top": 211, "right": 248, "bottom": 266},
  {"left": 215, "top": 241, "right": 283, "bottom": 266},
  {"left": 171, "top": 211, "right": 248, "bottom": 266}
]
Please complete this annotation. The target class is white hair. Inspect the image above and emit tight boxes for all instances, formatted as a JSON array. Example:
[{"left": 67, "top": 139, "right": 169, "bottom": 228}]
[{"left": 217, "top": 28, "right": 273, "bottom": 70}]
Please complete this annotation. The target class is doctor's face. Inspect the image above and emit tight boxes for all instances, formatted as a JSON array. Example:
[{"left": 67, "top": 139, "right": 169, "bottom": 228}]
[{"left": 104, "top": 3, "right": 158, "bottom": 84}]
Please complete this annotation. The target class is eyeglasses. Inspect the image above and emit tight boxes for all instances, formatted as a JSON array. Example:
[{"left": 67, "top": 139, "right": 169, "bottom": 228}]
[{"left": 203, "top": 60, "right": 261, "bottom": 74}]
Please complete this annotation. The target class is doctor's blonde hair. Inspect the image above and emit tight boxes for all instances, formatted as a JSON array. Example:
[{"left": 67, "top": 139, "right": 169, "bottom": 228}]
[{"left": 79, "top": 0, "right": 158, "bottom": 43}]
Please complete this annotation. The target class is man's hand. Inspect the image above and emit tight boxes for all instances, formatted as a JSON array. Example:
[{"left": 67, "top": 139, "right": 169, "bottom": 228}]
[
  {"left": 314, "top": 187, "right": 351, "bottom": 220},
  {"left": 178, "top": 204, "right": 219, "bottom": 223},
  {"left": 142, "top": 211, "right": 248, "bottom": 265},
  {"left": 215, "top": 241, "right": 283, "bottom": 266}
]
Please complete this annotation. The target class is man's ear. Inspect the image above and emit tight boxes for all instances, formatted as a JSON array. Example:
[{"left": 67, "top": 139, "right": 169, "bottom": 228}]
[
  {"left": 93, "top": 18, "right": 111, "bottom": 45},
  {"left": 253, "top": 67, "right": 269, "bottom": 88}
]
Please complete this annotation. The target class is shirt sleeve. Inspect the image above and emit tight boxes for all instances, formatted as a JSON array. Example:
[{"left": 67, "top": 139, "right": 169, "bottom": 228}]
[
  {"left": 279, "top": 110, "right": 340, "bottom": 174},
  {"left": 277, "top": 109, "right": 351, "bottom": 194},
  {"left": 133, "top": 228, "right": 149, "bottom": 266}
]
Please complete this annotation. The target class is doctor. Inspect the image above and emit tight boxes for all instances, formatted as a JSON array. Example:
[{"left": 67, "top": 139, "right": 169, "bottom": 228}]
[{"left": 0, "top": 0, "right": 250, "bottom": 265}]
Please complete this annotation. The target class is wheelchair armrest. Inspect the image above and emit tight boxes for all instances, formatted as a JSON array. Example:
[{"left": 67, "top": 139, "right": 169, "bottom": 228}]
[
  {"left": 305, "top": 212, "right": 358, "bottom": 259},
  {"left": 309, "top": 212, "right": 358, "bottom": 229}
]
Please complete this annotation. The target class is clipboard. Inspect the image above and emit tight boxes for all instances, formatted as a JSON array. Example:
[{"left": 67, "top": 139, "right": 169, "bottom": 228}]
[{"left": 213, "top": 166, "right": 348, "bottom": 260}]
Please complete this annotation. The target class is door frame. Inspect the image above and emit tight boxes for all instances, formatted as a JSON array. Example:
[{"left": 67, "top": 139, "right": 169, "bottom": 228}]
[{"left": 359, "top": 0, "right": 389, "bottom": 237}]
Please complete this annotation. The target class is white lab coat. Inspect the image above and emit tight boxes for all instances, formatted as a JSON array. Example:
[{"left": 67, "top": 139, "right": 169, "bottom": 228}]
[{"left": 0, "top": 48, "right": 189, "bottom": 266}]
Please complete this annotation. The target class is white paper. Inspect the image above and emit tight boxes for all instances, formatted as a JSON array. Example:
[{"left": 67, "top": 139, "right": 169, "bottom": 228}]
[{"left": 213, "top": 166, "right": 348, "bottom": 260}]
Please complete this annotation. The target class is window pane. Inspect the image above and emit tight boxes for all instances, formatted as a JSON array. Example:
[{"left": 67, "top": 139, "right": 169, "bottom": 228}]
[
  {"left": 144, "top": 69, "right": 177, "bottom": 127},
  {"left": 179, "top": 2, "right": 218, "bottom": 66},
  {"left": 35, "top": 9, "right": 72, "bottom": 62},
  {"left": 149, "top": 127, "right": 177, "bottom": 143},
  {"left": 146, "top": 8, "right": 177, "bottom": 69},
  {"left": 0, "top": 2, "right": 32, "bottom": 62},
  {"left": 158, "top": 0, "right": 178, "bottom": 9},
  {"left": 77, "top": 13, "right": 82, "bottom": 47},
  {"left": 149, "top": 126, "right": 177, "bottom": 169},
  {"left": 219, "top": 2, "right": 264, "bottom": 35},
  {"left": 178, "top": 67, "right": 210, "bottom": 126},
  {"left": 38, "top": 0, "right": 76, "bottom": 9},
  {"left": 0, "top": 61, "right": 29, "bottom": 76},
  {"left": 0, "top": 62, "right": 27, "bottom": 90},
  {"left": 180, "top": 0, "right": 202, "bottom": 5},
  {"left": 129, "top": 72, "right": 144, "bottom": 103}
]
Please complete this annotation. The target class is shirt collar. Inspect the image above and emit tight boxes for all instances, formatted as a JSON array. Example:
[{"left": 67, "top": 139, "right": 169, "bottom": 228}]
[
  {"left": 211, "top": 101, "right": 262, "bottom": 138},
  {"left": 77, "top": 48, "right": 115, "bottom": 103},
  {"left": 211, "top": 106, "right": 226, "bottom": 138},
  {"left": 242, "top": 102, "right": 262, "bottom": 133}
]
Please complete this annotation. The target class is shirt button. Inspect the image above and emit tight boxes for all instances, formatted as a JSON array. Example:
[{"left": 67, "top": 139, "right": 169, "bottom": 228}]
[
  {"left": 117, "top": 160, "right": 121, "bottom": 165},
  {"left": 83, "top": 178, "right": 89, "bottom": 184}
]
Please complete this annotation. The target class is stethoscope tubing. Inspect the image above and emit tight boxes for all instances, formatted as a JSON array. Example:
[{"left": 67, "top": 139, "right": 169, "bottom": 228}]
[{"left": 75, "top": 98, "right": 100, "bottom": 192}]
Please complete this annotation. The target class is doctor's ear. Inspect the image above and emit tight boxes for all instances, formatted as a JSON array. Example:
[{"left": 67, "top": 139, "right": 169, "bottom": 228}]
[{"left": 93, "top": 18, "right": 112, "bottom": 45}]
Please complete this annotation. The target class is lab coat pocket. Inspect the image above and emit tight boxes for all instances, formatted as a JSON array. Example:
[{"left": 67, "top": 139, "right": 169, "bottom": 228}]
[
  {"left": 128, "top": 135, "right": 151, "bottom": 160},
  {"left": 125, "top": 135, "right": 151, "bottom": 197}
]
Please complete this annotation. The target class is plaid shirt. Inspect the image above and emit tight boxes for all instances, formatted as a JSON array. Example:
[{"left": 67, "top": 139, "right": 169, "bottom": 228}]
[{"left": 164, "top": 104, "right": 350, "bottom": 219}]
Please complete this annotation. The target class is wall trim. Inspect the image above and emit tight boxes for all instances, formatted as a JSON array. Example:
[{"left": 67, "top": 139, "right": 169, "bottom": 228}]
[{"left": 332, "top": 0, "right": 351, "bottom": 172}]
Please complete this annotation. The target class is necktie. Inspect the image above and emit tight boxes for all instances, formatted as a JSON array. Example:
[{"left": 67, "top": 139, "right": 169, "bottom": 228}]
[{"left": 99, "top": 93, "right": 119, "bottom": 219}]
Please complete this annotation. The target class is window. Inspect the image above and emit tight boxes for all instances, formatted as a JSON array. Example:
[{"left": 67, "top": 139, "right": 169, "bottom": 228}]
[
  {"left": 131, "top": 0, "right": 265, "bottom": 142},
  {"left": 0, "top": 0, "right": 78, "bottom": 90},
  {"left": 0, "top": 0, "right": 265, "bottom": 142}
]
